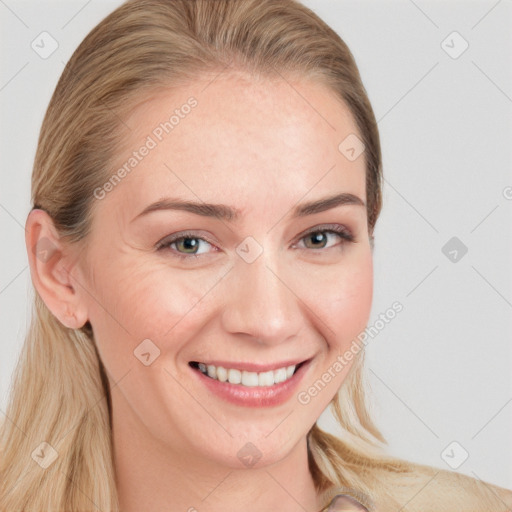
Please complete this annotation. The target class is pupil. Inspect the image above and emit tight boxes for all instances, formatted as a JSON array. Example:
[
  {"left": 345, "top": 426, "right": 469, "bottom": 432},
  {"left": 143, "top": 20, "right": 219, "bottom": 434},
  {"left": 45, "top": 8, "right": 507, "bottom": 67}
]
[
  {"left": 180, "top": 238, "right": 198, "bottom": 253},
  {"left": 309, "top": 232, "right": 326, "bottom": 248}
]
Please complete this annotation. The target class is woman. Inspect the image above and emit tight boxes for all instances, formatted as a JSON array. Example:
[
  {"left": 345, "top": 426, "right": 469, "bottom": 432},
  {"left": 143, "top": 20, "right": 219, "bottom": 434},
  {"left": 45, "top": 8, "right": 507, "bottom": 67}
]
[{"left": 1, "top": 0, "right": 511, "bottom": 511}]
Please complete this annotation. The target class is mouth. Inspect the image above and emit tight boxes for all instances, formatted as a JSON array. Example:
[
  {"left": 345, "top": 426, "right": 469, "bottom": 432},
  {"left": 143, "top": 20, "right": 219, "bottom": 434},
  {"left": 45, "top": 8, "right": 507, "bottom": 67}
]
[{"left": 188, "top": 360, "right": 308, "bottom": 388}]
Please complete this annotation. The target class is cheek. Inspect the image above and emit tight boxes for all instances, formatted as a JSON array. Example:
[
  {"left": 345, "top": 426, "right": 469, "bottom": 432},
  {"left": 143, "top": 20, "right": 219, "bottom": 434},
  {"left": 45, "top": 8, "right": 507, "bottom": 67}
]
[
  {"left": 335, "top": 257, "right": 373, "bottom": 336},
  {"left": 84, "top": 258, "right": 226, "bottom": 370},
  {"left": 296, "top": 249, "right": 373, "bottom": 347}
]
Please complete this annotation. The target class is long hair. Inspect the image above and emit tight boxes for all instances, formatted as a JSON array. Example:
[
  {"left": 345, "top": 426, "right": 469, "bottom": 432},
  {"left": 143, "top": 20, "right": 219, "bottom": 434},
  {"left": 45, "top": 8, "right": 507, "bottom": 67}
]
[{"left": 1, "top": 1, "right": 510, "bottom": 510}]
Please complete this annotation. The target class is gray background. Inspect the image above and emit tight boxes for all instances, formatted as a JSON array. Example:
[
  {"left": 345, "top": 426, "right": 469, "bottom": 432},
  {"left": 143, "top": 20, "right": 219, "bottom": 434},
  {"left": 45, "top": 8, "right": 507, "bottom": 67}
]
[{"left": 1, "top": 0, "right": 511, "bottom": 491}]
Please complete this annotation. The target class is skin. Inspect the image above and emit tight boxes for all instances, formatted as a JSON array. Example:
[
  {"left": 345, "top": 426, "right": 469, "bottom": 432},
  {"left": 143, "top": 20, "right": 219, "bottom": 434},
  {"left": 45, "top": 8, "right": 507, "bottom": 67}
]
[{"left": 26, "top": 70, "right": 373, "bottom": 512}]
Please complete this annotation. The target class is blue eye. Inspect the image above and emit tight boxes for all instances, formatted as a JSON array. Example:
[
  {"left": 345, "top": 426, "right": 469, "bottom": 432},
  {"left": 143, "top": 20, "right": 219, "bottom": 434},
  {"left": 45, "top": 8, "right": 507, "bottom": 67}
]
[{"left": 156, "top": 225, "right": 354, "bottom": 260}]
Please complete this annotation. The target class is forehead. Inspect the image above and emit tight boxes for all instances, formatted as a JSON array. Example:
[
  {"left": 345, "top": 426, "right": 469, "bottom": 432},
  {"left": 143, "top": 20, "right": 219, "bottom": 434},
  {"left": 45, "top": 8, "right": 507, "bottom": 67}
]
[{"left": 98, "top": 71, "right": 367, "bottom": 223}]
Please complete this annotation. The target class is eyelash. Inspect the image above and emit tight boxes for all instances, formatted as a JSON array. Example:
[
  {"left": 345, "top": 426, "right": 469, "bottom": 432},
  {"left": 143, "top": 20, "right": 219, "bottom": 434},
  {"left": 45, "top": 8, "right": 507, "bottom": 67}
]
[{"left": 155, "top": 224, "right": 355, "bottom": 260}]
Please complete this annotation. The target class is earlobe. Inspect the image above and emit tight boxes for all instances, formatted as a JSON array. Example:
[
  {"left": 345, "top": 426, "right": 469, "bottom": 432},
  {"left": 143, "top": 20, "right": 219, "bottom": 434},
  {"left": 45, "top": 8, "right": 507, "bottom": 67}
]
[{"left": 25, "top": 208, "right": 89, "bottom": 330}]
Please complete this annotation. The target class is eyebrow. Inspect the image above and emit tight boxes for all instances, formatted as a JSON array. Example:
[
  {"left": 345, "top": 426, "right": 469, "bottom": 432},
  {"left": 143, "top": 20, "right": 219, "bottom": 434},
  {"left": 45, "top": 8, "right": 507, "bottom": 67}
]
[{"left": 132, "top": 192, "right": 365, "bottom": 223}]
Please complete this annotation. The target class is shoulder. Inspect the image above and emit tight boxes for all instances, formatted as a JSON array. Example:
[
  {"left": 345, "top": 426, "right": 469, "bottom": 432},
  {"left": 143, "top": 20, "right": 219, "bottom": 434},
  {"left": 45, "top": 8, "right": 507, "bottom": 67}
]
[{"left": 372, "top": 459, "right": 512, "bottom": 512}]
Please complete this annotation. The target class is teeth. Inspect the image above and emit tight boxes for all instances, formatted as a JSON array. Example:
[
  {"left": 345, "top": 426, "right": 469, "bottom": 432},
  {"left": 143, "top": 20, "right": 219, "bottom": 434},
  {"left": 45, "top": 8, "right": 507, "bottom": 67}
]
[
  {"left": 195, "top": 362, "right": 297, "bottom": 387},
  {"left": 274, "top": 367, "right": 287, "bottom": 384},
  {"left": 241, "top": 370, "right": 259, "bottom": 387},
  {"left": 258, "top": 370, "right": 274, "bottom": 387},
  {"left": 228, "top": 368, "right": 241, "bottom": 384},
  {"left": 216, "top": 366, "right": 228, "bottom": 382}
]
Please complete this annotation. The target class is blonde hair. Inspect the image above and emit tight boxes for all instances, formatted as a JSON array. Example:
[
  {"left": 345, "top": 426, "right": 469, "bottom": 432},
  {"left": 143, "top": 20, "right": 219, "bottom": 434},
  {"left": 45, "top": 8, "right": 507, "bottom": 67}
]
[{"left": 1, "top": 1, "right": 511, "bottom": 510}]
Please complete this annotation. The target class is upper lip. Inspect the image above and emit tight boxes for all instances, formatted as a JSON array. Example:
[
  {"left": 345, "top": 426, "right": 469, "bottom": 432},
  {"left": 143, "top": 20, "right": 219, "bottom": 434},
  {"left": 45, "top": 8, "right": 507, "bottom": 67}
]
[{"left": 190, "top": 358, "right": 311, "bottom": 372}]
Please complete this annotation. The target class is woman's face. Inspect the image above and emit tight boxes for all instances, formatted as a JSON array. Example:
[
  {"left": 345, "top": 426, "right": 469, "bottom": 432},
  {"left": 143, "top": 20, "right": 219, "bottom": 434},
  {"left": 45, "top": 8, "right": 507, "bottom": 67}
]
[{"left": 74, "top": 71, "right": 373, "bottom": 469}]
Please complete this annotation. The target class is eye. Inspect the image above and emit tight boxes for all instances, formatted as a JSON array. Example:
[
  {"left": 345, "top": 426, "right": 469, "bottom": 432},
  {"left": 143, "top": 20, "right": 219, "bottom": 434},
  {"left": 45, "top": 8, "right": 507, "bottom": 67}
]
[
  {"left": 294, "top": 224, "right": 354, "bottom": 251},
  {"left": 156, "top": 231, "right": 216, "bottom": 259}
]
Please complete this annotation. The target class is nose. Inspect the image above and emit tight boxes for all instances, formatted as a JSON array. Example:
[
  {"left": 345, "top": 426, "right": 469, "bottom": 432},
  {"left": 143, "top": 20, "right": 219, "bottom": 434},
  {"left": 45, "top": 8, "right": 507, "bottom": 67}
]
[{"left": 219, "top": 248, "right": 304, "bottom": 346}]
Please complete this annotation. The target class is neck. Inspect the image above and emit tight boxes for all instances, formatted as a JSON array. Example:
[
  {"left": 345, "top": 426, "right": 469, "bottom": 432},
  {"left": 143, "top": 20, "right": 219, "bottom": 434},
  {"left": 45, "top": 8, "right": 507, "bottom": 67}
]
[{"left": 112, "top": 393, "right": 323, "bottom": 512}]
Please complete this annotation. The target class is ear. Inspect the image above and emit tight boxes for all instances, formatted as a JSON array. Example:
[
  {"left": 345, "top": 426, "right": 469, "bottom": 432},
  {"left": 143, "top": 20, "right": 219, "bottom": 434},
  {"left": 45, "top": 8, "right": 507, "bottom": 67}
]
[{"left": 25, "top": 208, "right": 89, "bottom": 330}]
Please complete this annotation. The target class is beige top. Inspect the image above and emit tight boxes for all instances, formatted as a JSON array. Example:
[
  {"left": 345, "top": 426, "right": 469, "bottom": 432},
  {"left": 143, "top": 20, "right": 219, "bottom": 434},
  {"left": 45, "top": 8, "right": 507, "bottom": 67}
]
[{"left": 319, "top": 489, "right": 372, "bottom": 512}]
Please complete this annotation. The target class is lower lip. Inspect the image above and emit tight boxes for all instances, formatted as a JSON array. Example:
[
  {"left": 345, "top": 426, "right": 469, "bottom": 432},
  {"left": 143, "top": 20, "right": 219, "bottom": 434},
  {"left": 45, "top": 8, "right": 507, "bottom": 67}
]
[{"left": 190, "top": 361, "right": 311, "bottom": 407}]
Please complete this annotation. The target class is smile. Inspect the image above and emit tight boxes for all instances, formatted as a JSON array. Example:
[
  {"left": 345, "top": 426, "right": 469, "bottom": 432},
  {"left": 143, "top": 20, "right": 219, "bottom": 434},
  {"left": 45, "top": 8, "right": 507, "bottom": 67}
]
[
  {"left": 188, "top": 358, "right": 311, "bottom": 407},
  {"left": 190, "top": 361, "right": 300, "bottom": 387}
]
